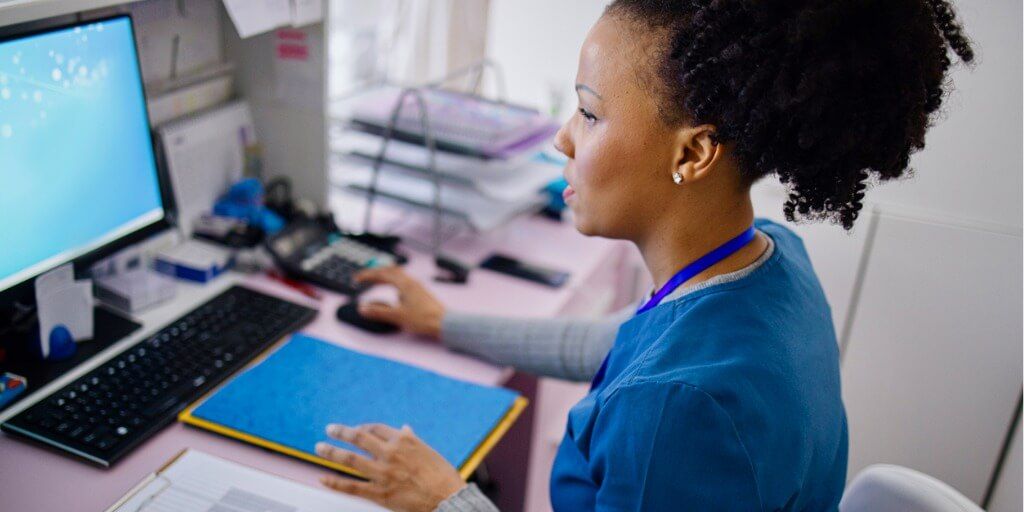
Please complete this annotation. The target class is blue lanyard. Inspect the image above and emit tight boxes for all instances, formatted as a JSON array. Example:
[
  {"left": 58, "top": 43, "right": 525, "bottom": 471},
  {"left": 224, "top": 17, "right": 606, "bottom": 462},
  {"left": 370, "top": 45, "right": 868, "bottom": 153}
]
[
  {"left": 635, "top": 226, "right": 757, "bottom": 315},
  {"left": 590, "top": 225, "right": 757, "bottom": 391}
]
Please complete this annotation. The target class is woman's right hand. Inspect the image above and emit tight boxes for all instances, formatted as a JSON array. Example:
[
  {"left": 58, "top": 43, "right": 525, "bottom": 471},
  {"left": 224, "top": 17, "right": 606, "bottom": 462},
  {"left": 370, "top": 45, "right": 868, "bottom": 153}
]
[{"left": 352, "top": 266, "right": 446, "bottom": 340}]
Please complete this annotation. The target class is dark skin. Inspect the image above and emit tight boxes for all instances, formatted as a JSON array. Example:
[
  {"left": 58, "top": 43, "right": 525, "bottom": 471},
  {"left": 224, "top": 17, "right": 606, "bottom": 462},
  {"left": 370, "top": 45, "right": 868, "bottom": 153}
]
[{"left": 319, "top": 13, "right": 768, "bottom": 512}]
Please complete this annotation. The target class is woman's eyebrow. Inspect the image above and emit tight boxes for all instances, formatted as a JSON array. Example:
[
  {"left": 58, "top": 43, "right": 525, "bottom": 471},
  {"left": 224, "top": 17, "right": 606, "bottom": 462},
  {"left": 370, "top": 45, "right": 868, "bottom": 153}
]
[{"left": 575, "top": 83, "right": 603, "bottom": 100}]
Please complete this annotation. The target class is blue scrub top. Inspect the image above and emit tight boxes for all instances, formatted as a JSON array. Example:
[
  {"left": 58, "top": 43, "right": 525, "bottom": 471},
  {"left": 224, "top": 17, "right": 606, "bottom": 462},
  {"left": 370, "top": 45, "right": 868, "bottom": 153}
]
[{"left": 550, "top": 219, "right": 848, "bottom": 511}]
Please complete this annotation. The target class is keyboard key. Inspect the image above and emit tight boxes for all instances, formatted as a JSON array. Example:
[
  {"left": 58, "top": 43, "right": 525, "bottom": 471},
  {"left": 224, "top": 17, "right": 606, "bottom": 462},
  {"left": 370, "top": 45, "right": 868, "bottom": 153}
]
[
  {"left": 96, "top": 437, "right": 118, "bottom": 451},
  {"left": 68, "top": 425, "right": 87, "bottom": 439},
  {"left": 81, "top": 430, "right": 100, "bottom": 445}
]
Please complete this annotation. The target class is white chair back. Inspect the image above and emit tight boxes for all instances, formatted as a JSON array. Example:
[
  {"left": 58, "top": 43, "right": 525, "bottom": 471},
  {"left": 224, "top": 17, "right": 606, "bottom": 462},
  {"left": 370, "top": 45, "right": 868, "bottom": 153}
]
[{"left": 840, "top": 465, "right": 984, "bottom": 512}]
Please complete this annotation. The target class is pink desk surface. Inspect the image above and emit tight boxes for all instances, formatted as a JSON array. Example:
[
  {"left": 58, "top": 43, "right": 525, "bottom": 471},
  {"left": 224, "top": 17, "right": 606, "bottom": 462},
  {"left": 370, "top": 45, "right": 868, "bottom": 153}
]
[{"left": 0, "top": 214, "right": 629, "bottom": 511}]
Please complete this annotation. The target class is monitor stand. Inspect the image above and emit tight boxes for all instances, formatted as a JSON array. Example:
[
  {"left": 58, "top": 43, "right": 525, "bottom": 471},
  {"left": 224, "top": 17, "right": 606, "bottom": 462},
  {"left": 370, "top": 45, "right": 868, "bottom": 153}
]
[{"left": 0, "top": 305, "right": 141, "bottom": 414}]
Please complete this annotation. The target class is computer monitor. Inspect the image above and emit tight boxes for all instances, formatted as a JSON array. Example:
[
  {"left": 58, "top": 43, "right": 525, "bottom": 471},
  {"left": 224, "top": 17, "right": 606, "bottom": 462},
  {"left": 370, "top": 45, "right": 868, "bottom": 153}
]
[{"left": 0, "top": 16, "right": 171, "bottom": 306}]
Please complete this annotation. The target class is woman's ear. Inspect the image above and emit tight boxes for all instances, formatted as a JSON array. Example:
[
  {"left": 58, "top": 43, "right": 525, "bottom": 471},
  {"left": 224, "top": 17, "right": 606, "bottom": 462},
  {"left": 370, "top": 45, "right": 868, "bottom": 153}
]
[{"left": 673, "top": 124, "right": 722, "bottom": 184}]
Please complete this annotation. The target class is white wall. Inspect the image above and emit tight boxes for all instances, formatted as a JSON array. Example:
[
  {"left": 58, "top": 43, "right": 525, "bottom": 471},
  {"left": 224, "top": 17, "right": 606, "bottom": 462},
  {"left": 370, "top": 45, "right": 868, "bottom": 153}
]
[
  {"left": 989, "top": 415, "right": 1023, "bottom": 512},
  {"left": 486, "top": 0, "right": 606, "bottom": 117},
  {"left": 868, "top": 1, "right": 1023, "bottom": 231},
  {"left": 840, "top": 212, "right": 1022, "bottom": 503}
]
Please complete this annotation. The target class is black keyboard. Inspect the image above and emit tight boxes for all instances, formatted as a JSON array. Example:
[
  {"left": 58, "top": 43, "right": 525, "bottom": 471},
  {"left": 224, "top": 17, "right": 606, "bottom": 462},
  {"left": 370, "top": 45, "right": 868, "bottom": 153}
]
[{"left": 0, "top": 285, "right": 316, "bottom": 467}]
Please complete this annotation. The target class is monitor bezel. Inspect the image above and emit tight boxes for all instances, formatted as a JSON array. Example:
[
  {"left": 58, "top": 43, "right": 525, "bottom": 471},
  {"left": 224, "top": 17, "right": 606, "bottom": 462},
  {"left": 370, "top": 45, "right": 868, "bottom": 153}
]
[{"left": 0, "top": 14, "right": 177, "bottom": 309}]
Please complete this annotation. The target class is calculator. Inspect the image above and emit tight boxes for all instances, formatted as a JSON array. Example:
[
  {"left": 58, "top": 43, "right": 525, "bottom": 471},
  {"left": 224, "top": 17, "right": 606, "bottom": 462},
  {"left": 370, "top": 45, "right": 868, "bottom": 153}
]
[{"left": 266, "top": 221, "right": 402, "bottom": 295}]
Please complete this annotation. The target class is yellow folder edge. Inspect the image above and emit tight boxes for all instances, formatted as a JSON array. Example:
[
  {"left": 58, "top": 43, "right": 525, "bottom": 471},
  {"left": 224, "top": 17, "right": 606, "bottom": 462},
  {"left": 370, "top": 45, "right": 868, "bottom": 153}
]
[{"left": 176, "top": 336, "right": 528, "bottom": 481}]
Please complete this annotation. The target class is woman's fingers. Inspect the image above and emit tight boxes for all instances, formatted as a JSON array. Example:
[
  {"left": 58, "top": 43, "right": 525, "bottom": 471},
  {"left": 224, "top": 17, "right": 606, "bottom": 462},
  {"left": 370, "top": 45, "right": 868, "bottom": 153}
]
[
  {"left": 363, "top": 423, "right": 401, "bottom": 440},
  {"left": 320, "top": 422, "right": 466, "bottom": 512},
  {"left": 320, "top": 474, "right": 381, "bottom": 502},
  {"left": 353, "top": 266, "right": 444, "bottom": 339},
  {"left": 327, "top": 424, "right": 386, "bottom": 455},
  {"left": 316, "top": 442, "right": 380, "bottom": 478},
  {"left": 353, "top": 265, "right": 408, "bottom": 287}
]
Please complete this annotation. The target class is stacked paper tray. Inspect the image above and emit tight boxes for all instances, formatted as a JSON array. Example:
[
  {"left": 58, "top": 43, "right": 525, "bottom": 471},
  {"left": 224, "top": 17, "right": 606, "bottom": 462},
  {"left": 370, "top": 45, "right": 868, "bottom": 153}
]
[
  {"left": 329, "top": 85, "right": 564, "bottom": 233},
  {"left": 349, "top": 86, "right": 560, "bottom": 160}
]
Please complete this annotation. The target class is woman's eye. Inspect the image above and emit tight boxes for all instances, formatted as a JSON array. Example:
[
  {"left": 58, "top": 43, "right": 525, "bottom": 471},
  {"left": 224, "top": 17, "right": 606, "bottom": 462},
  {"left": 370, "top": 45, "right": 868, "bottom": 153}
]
[{"left": 578, "top": 107, "right": 597, "bottom": 123}]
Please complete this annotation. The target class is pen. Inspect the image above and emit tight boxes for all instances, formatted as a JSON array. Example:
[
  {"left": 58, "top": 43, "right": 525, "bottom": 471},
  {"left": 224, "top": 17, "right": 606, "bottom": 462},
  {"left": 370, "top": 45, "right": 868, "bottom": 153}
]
[{"left": 265, "top": 270, "right": 322, "bottom": 300}]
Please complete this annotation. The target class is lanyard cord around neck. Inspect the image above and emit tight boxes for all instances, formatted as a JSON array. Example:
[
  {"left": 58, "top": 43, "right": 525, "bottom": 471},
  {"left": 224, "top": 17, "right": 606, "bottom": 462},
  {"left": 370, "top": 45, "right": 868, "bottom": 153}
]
[
  {"left": 635, "top": 225, "right": 757, "bottom": 315},
  {"left": 590, "top": 225, "right": 758, "bottom": 391}
]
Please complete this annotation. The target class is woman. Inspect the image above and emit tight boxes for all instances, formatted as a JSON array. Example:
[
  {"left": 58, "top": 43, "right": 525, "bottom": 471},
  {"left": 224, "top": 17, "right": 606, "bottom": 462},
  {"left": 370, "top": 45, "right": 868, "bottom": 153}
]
[{"left": 313, "top": 1, "right": 974, "bottom": 510}]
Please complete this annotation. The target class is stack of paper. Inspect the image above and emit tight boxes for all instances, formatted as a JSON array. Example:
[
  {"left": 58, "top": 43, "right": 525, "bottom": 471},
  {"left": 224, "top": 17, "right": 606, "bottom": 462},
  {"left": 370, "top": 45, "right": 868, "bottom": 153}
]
[
  {"left": 349, "top": 87, "right": 560, "bottom": 160},
  {"left": 107, "top": 449, "right": 385, "bottom": 512},
  {"left": 158, "top": 101, "right": 255, "bottom": 236},
  {"left": 222, "top": 0, "right": 323, "bottom": 39},
  {"left": 332, "top": 86, "right": 563, "bottom": 232},
  {"left": 332, "top": 158, "right": 551, "bottom": 232}
]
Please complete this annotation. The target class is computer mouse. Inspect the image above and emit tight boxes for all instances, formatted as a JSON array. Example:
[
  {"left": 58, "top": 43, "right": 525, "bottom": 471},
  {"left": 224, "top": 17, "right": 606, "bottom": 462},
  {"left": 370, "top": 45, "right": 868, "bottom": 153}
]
[{"left": 335, "top": 302, "right": 400, "bottom": 334}]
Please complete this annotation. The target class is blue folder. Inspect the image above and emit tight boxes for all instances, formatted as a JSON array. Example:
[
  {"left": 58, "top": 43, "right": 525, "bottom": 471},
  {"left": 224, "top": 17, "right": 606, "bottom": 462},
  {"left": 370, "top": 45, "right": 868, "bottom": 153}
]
[{"left": 179, "top": 334, "right": 526, "bottom": 478}]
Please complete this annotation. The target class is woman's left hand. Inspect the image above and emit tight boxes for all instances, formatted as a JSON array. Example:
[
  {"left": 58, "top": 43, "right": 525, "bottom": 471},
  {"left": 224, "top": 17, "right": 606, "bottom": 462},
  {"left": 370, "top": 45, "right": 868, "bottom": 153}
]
[{"left": 316, "top": 423, "right": 466, "bottom": 512}]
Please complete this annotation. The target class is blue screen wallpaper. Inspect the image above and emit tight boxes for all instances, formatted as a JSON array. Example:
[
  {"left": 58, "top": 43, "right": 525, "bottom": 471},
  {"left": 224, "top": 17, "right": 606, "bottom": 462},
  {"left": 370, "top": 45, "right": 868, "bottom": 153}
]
[{"left": 0, "top": 17, "right": 164, "bottom": 287}]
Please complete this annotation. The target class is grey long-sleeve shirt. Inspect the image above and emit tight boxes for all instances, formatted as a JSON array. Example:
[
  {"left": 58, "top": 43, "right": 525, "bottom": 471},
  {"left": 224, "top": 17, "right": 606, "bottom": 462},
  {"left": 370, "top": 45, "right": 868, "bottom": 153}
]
[{"left": 441, "top": 305, "right": 632, "bottom": 382}]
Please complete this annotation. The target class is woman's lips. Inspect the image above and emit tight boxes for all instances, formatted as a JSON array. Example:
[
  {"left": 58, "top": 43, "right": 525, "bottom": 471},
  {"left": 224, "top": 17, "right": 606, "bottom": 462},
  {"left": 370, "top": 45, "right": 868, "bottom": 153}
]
[{"left": 562, "top": 185, "right": 576, "bottom": 201}]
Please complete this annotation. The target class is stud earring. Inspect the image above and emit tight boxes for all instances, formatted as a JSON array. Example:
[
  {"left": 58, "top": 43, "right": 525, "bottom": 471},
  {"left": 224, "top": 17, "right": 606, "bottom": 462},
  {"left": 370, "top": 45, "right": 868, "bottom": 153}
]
[{"left": 672, "top": 170, "right": 683, "bottom": 185}]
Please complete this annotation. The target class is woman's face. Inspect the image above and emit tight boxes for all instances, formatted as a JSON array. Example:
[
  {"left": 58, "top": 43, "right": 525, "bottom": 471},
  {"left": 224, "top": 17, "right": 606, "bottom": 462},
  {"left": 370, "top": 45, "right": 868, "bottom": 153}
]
[{"left": 554, "top": 15, "right": 684, "bottom": 240}]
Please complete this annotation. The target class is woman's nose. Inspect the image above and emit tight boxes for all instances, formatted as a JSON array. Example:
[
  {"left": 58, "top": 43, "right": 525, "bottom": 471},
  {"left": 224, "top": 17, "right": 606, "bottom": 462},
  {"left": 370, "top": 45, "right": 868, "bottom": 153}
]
[{"left": 553, "top": 122, "right": 574, "bottom": 159}]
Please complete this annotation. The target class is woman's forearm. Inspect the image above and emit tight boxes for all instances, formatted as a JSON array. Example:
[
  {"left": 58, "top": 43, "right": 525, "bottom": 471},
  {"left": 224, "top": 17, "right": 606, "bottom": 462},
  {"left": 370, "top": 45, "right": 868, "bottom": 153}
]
[{"left": 440, "top": 306, "right": 630, "bottom": 382}]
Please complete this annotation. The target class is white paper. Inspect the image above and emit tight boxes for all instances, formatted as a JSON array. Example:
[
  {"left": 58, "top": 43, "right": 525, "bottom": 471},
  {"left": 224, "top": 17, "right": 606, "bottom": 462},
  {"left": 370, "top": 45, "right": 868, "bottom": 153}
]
[
  {"left": 159, "top": 102, "right": 254, "bottom": 236},
  {"left": 332, "top": 128, "right": 552, "bottom": 183},
  {"left": 333, "top": 160, "right": 545, "bottom": 231},
  {"left": 222, "top": 0, "right": 292, "bottom": 38},
  {"left": 33, "top": 263, "right": 73, "bottom": 300},
  {"left": 107, "top": 450, "right": 386, "bottom": 512},
  {"left": 292, "top": 0, "right": 324, "bottom": 26},
  {"left": 333, "top": 153, "right": 561, "bottom": 203},
  {"left": 334, "top": 153, "right": 561, "bottom": 203},
  {"left": 37, "top": 281, "right": 94, "bottom": 356}
]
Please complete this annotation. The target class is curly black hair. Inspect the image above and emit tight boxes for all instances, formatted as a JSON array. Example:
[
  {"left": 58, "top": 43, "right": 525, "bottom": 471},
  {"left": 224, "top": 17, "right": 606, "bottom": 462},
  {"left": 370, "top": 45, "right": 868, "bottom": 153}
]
[{"left": 606, "top": 0, "right": 974, "bottom": 229}]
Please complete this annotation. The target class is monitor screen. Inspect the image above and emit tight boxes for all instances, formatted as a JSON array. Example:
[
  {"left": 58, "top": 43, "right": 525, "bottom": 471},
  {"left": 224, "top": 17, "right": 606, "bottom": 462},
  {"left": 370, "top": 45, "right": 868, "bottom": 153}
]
[{"left": 0, "top": 17, "right": 165, "bottom": 294}]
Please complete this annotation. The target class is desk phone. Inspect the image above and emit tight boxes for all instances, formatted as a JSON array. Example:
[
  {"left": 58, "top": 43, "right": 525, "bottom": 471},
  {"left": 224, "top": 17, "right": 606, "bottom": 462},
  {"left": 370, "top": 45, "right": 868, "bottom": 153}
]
[{"left": 267, "top": 221, "right": 404, "bottom": 296}]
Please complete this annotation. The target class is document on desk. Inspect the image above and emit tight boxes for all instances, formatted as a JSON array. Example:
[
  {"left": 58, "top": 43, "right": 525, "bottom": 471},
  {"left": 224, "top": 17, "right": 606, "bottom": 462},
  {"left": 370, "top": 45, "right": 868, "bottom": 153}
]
[
  {"left": 159, "top": 101, "right": 255, "bottom": 236},
  {"left": 106, "top": 449, "right": 386, "bottom": 512},
  {"left": 223, "top": 0, "right": 292, "bottom": 38}
]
